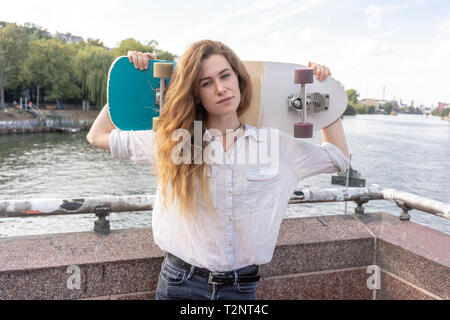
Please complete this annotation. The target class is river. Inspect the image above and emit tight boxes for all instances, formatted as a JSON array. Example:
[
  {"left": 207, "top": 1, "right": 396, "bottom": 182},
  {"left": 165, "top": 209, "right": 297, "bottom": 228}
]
[{"left": 1, "top": 114, "right": 449, "bottom": 237}]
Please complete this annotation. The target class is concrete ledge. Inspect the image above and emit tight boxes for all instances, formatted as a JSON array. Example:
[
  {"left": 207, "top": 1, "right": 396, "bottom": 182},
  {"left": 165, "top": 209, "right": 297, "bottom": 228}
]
[
  {"left": 0, "top": 213, "right": 448, "bottom": 300},
  {"left": 260, "top": 215, "right": 373, "bottom": 277},
  {"left": 377, "top": 270, "right": 439, "bottom": 300},
  {"left": 257, "top": 267, "right": 372, "bottom": 300},
  {"left": 355, "top": 212, "right": 450, "bottom": 299}
]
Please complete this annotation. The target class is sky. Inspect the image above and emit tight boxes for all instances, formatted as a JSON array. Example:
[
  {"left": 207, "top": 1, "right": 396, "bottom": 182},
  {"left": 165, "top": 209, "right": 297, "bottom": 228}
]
[{"left": 1, "top": 0, "right": 449, "bottom": 107}]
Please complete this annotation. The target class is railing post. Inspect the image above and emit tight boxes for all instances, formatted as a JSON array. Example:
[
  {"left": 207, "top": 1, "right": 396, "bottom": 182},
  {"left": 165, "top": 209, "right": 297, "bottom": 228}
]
[
  {"left": 355, "top": 196, "right": 370, "bottom": 215},
  {"left": 94, "top": 206, "right": 111, "bottom": 234},
  {"left": 395, "top": 201, "right": 412, "bottom": 221}
]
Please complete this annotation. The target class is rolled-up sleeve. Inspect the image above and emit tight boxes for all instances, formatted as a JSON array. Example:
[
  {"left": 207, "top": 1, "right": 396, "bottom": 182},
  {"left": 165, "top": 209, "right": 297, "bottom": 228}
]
[
  {"left": 109, "top": 129, "right": 156, "bottom": 164},
  {"left": 281, "top": 131, "right": 350, "bottom": 181}
]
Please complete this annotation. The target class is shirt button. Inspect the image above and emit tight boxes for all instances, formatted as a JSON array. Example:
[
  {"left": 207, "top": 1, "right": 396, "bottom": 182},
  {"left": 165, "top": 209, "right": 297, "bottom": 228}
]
[
  {"left": 228, "top": 190, "right": 232, "bottom": 195},
  {"left": 228, "top": 218, "right": 232, "bottom": 222},
  {"left": 229, "top": 243, "right": 232, "bottom": 247}
]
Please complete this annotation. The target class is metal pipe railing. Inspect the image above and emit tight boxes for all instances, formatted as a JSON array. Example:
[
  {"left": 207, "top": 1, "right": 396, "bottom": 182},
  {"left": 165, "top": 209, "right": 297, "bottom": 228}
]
[{"left": 1, "top": 185, "right": 448, "bottom": 234}]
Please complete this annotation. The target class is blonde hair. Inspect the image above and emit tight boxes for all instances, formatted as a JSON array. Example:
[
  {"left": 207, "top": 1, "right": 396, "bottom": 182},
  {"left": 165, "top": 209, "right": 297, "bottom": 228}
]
[{"left": 155, "top": 40, "right": 252, "bottom": 218}]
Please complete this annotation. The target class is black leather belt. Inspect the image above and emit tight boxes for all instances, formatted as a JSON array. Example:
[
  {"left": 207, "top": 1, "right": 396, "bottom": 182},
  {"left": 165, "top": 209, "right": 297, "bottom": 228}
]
[{"left": 166, "top": 253, "right": 261, "bottom": 285}]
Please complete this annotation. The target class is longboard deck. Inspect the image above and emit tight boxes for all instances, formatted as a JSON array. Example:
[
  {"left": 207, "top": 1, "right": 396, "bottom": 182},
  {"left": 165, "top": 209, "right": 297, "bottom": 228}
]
[
  {"left": 107, "top": 58, "right": 347, "bottom": 135},
  {"left": 241, "top": 61, "right": 347, "bottom": 136}
]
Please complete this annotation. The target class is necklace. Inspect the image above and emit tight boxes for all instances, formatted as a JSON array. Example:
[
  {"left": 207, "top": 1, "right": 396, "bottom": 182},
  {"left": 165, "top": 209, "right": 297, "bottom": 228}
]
[
  {"left": 208, "top": 123, "right": 243, "bottom": 138},
  {"left": 225, "top": 135, "right": 239, "bottom": 151}
]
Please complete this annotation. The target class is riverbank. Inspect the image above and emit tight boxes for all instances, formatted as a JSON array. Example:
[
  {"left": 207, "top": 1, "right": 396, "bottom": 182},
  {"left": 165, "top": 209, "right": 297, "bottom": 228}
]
[
  {"left": 0, "top": 107, "right": 100, "bottom": 122},
  {"left": 0, "top": 107, "right": 99, "bottom": 134}
]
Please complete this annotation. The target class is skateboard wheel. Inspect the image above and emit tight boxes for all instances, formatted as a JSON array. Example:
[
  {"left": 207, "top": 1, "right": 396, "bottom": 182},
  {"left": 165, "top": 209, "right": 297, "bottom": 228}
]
[
  {"left": 153, "top": 117, "right": 159, "bottom": 131},
  {"left": 294, "top": 122, "right": 313, "bottom": 138},
  {"left": 294, "top": 69, "right": 314, "bottom": 84},
  {"left": 154, "top": 63, "right": 173, "bottom": 78}
]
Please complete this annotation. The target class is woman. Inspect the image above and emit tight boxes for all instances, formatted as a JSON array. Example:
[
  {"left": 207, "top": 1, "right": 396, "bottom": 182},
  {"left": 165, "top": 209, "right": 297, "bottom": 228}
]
[{"left": 87, "top": 40, "right": 350, "bottom": 300}]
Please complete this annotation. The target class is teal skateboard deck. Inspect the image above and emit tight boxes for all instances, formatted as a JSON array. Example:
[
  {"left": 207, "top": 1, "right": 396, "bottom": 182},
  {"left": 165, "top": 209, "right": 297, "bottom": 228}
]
[{"left": 107, "top": 56, "right": 176, "bottom": 130}]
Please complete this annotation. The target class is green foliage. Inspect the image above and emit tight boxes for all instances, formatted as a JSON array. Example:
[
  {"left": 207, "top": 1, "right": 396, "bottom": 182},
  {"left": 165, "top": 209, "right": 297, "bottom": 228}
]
[
  {"left": 383, "top": 102, "right": 393, "bottom": 114},
  {"left": 113, "top": 38, "right": 158, "bottom": 57},
  {"left": 86, "top": 38, "right": 106, "bottom": 48},
  {"left": 344, "top": 89, "right": 360, "bottom": 115},
  {"left": 343, "top": 104, "right": 355, "bottom": 115},
  {"left": 24, "top": 38, "right": 81, "bottom": 105},
  {"left": 0, "top": 22, "right": 177, "bottom": 108},
  {"left": 438, "top": 108, "right": 450, "bottom": 117},
  {"left": 353, "top": 104, "right": 370, "bottom": 114},
  {"left": 75, "top": 45, "right": 115, "bottom": 107},
  {"left": 0, "top": 23, "right": 29, "bottom": 107},
  {"left": 155, "top": 49, "right": 177, "bottom": 61},
  {"left": 23, "top": 22, "right": 51, "bottom": 41},
  {"left": 343, "top": 89, "right": 381, "bottom": 115},
  {"left": 346, "top": 89, "right": 359, "bottom": 105},
  {"left": 432, "top": 107, "right": 450, "bottom": 118}
]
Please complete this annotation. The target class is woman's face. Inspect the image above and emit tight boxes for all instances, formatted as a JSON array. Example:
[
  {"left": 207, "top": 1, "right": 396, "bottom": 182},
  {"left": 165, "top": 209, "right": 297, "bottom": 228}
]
[{"left": 196, "top": 54, "right": 241, "bottom": 118}]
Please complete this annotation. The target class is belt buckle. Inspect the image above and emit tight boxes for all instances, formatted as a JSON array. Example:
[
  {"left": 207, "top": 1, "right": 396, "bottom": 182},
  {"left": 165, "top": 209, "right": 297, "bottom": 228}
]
[{"left": 208, "top": 272, "right": 225, "bottom": 285}]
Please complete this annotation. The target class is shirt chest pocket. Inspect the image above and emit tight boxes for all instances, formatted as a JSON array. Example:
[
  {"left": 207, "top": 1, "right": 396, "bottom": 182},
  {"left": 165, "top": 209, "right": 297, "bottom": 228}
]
[{"left": 234, "top": 167, "right": 280, "bottom": 215}]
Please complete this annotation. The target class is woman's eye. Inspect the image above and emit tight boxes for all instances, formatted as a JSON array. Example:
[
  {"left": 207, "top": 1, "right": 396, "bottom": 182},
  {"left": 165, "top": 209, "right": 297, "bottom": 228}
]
[
  {"left": 201, "top": 81, "right": 211, "bottom": 87},
  {"left": 222, "top": 73, "right": 231, "bottom": 79}
]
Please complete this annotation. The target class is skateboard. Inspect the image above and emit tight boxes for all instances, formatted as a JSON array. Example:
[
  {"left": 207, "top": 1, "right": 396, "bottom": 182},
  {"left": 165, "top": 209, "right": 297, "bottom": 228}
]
[
  {"left": 107, "top": 56, "right": 175, "bottom": 131},
  {"left": 107, "top": 58, "right": 347, "bottom": 137}
]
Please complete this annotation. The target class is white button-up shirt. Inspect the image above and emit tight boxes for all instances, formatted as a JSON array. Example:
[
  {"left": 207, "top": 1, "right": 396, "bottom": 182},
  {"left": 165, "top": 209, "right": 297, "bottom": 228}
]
[{"left": 110, "top": 124, "right": 350, "bottom": 272}]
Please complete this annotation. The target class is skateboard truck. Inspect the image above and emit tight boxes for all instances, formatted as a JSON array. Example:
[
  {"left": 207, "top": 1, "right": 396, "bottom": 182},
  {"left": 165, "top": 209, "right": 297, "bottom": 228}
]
[
  {"left": 292, "top": 69, "right": 314, "bottom": 138},
  {"left": 153, "top": 63, "right": 174, "bottom": 131}
]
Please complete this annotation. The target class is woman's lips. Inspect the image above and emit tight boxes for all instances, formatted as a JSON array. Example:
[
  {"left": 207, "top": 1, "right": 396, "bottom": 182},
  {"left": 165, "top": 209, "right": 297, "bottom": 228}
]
[{"left": 217, "top": 96, "right": 233, "bottom": 104}]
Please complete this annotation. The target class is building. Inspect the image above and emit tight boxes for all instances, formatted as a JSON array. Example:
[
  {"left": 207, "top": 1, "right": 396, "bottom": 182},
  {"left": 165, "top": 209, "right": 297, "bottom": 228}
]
[
  {"left": 359, "top": 99, "right": 386, "bottom": 111},
  {"left": 438, "top": 102, "right": 449, "bottom": 111},
  {"left": 54, "top": 32, "right": 84, "bottom": 44}
]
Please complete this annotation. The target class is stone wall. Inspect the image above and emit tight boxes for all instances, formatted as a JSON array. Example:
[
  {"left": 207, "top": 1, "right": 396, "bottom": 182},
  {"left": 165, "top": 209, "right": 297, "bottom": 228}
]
[{"left": 0, "top": 212, "right": 448, "bottom": 300}]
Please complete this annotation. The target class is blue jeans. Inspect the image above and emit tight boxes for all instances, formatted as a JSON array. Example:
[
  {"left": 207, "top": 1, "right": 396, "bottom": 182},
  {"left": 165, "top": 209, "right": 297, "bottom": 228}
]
[{"left": 155, "top": 254, "right": 259, "bottom": 300}]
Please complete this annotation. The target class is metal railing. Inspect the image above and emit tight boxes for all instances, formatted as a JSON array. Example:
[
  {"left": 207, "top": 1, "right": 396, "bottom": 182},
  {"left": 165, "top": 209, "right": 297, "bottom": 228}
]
[{"left": 0, "top": 185, "right": 448, "bottom": 234}]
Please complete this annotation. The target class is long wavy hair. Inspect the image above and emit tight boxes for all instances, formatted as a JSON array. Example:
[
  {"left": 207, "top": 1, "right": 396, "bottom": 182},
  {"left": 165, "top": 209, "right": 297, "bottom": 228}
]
[{"left": 155, "top": 40, "right": 252, "bottom": 218}]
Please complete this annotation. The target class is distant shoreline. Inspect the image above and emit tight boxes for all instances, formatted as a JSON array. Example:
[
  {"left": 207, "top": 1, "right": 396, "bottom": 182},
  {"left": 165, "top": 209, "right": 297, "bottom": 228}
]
[{"left": 0, "top": 108, "right": 99, "bottom": 134}]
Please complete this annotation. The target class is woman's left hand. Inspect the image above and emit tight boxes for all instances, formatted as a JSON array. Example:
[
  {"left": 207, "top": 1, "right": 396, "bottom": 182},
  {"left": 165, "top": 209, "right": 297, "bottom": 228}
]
[{"left": 308, "top": 61, "right": 331, "bottom": 82}]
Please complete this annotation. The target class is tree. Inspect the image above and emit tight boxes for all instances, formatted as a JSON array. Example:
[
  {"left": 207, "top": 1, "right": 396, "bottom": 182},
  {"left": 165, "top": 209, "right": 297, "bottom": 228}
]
[
  {"left": 344, "top": 89, "right": 360, "bottom": 115},
  {"left": 113, "top": 38, "right": 157, "bottom": 57},
  {"left": 23, "top": 22, "right": 51, "bottom": 41},
  {"left": 112, "top": 38, "right": 176, "bottom": 60},
  {"left": 24, "top": 38, "right": 81, "bottom": 108},
  {"left": 0, "top": 23, "right": 29, "bottom": 110},
  {"left": 383, "top": 102, "right": 393, "bottom": 114},
  {"left": 86, "top": 38, "right": 106, "bottom": 48},
  {"left": 75, "top": 45, "right": 115, "bottom": 108},
  {"left": 346, "top": 89, "right": 359, "bottom": 105},
  {"left": 155, "top": 48, "right": 177, "bottom": 61},
  {"left": 343, "top": 104, "right": 356, "bottom": 115},
  {"left": 440, "top": 108, "right": 450, "bottom": 118}
]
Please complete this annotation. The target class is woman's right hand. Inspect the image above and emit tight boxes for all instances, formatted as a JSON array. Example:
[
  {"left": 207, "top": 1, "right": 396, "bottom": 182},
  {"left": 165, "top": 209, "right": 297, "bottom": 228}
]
[{"left": 127, "top": 51, "right": 157, "bottom": 70}]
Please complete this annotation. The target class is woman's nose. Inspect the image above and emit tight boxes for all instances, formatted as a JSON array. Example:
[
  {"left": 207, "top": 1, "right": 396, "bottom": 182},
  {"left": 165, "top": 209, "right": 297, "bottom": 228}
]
[{"left": 215, "top": 81, "right": 226, "bottom": 94}]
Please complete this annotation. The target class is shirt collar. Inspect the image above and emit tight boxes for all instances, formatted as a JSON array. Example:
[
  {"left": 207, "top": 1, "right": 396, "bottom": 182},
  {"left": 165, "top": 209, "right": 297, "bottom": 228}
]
[{"left": 204, "top": 123, "right": 264, "bottom": 142}]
